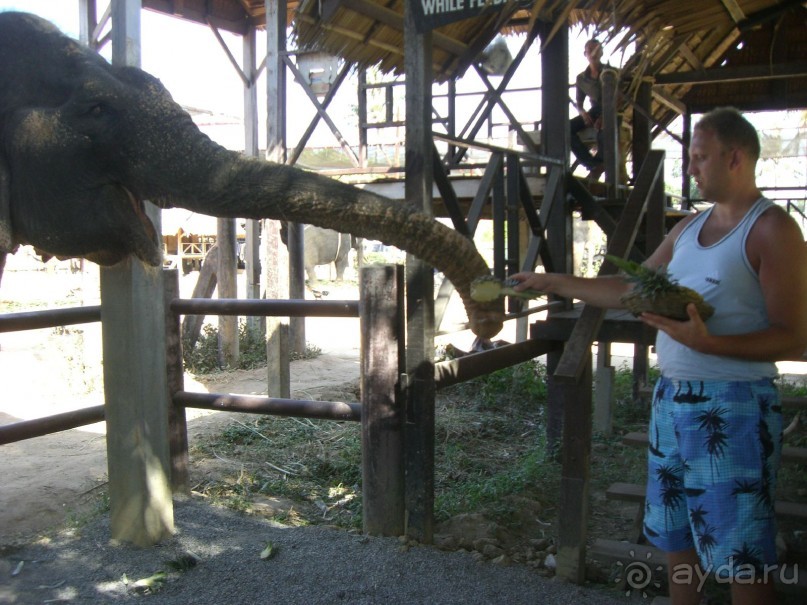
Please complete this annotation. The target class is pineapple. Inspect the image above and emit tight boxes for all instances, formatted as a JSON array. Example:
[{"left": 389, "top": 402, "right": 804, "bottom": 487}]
[
  {"left": 470, "top": 275, "right": 542, "bottom": 303},
  {"left": 606, "top": 255, "right": 714, "bottom": 321}
]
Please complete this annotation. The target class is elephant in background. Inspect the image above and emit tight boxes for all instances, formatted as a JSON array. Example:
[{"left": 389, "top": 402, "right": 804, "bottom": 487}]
[
  {"left": 0, "top": 12, "right": 502, "bottom": 337},
  {"left": 280, "top": 224, "right": 359, "bottom": 288}
]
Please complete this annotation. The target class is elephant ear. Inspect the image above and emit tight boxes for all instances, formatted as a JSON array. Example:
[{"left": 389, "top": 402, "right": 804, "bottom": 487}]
[{"left": 0, "top": 157, "right": 15, "bottom": 254}]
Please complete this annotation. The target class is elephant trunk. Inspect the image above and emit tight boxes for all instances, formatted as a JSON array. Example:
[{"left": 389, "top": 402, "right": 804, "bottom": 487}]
[{"left": 156, "top": 148, "right": 503, "bottom": 337}]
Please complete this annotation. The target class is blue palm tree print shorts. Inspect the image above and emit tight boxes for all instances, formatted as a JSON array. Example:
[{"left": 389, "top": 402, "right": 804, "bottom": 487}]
[{"left": 643, "top": 376, "right": 782, "bottom": 580}]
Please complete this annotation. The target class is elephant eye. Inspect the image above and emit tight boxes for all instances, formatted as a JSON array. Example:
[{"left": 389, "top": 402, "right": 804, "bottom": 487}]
[{"left": 87, "top": 103, "right": 104, "bottom": 117}]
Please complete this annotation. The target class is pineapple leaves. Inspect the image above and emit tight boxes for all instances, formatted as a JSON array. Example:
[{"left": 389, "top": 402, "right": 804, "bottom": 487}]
[{"left": 605, "top": 255, "right": 715, "bottom": 321}]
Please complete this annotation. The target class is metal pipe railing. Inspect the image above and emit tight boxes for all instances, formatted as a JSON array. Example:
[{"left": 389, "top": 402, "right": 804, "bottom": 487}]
[
  {"left": 174, "top": 391, "right": 361, "bottom": 422},
  {"left": 0, "top": 305, "right": 101, "bottom": 333},
  {"left": 0, "top": 404, "right": 105, "bottom": 445},
  {"left": 170, "top": 298, "right": 359, "bottom": 318}
]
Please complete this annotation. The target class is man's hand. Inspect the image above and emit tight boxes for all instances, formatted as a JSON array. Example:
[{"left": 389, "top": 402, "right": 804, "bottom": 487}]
[
  {"left": 581, "top": 110, "right": 593, "bottom": 127},
  {"left": 509, "top": 272, "right": 552, "bottom": 293},
  {"left": 640, "top": 303, "right": 711, "bottom": 352}
]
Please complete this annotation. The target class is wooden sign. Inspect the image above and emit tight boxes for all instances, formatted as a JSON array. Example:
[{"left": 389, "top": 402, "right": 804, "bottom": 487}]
[{"left": 411, "top": 0, "right": 516, "bottom": 33}]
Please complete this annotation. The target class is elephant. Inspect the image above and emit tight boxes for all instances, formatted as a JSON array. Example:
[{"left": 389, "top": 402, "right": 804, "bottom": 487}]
[
  {"left": 280, "top": 223, "right": 358, "bottom": 288},
  {"left": 0, "top": 12, "right": 502, "bottom": 338}
]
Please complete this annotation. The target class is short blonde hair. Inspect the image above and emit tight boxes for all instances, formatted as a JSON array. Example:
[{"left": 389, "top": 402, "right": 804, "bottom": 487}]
[{"left": 695, "top": 107, "right": 761, "bottom": 163}]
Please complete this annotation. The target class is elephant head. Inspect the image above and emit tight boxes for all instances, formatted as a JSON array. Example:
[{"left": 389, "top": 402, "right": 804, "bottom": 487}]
[{"left": 0, "top": 12, "right": 503, "bottom": 338}]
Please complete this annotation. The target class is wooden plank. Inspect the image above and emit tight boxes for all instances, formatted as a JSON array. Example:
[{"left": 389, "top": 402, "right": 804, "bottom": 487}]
[
  {"left": 783, "top": 395, "right": 807, "bottom": 411},
  {"left": 606, "top": 482, "right": 646, "bottom": 502},
  {"left": 361, "top": 265, "right": 405, "bottom": 536},
  {"left": 776, "top": 500, "right": 807, "bottom": 519}
]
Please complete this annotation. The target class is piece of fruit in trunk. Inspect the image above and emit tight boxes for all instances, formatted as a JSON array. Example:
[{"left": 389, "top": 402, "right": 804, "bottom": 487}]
[
  {"left": 470, "top": 275, "right": 543, "bottom": 303},
  {"left": 606, "top": 255, "right": 715, "bottom": 321}
]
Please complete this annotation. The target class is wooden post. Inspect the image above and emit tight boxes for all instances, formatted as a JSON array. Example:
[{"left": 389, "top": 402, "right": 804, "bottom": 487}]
[
  {"left": 632, "top": 79, "right": 652, "bottom": 182},
  {"left": 545, "top": 349, "right": 564, "bottom": 456},
  {"left": 556, "top": 353, "right": 593, "bottom": 583},
  {"left": 264, "top": 221, "right": 290, "bottom": 398},
  {"left": 682, "top": 111, "right": 692, "bottom": 206},
  {"left": 101, "top": 0, "right": 173, "bottom": 547},
  {"left": 288, "top": 221, "right": 306, "bottom": 356},
  {"left": 358, "top": 69, "right": 368, "bottom": 168},
  {"left": 633, "top": 344, "right": 650, "bottom": 407},
  {"left": 181, "top": 244, "right": 218, "bottom": 349},
  {"left": 265, "top": 0, "right": 291, "bottom": 398},
  {"left": 361, "top": 265, "right": 405, "bottom": 535},
  {"left": 540, "top": 20, "right": 571, "bottom": 455},
  {"left": 243, "top": 27, "right": 263, "bottom": 336},
  {"left": 217, "top": 217, "right": 239, "bottom": 367},
  {"left": 403, "top": 2, "right": 435, "bottom": 543},
  {"left": 601, "top": 68, "right": 620, "bottom": 195},
  {"left": 594, "top": 342, "right": 614, "bottom": 434},
  {"left": 164, "top": 269, "right": 189, "bottom": 494}
]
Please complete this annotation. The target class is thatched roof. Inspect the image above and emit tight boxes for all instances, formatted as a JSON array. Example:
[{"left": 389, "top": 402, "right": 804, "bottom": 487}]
[{"left": 143, "top": 0, "right": 807, "bottom": 134}]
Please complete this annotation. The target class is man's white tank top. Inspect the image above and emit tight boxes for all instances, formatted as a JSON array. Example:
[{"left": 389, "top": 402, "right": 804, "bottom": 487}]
[{"left": 655, "top": 197, "right": 778, "bottom": 381}]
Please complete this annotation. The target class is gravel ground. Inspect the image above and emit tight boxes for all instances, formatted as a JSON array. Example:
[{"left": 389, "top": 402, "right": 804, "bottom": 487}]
[{"left": 1, "top": 497, "right": 627, "bottom": 604}]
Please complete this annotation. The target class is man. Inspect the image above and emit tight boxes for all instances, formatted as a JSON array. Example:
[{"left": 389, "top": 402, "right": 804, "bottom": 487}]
[
  {"left": 512, "top": 107, "right": 807, "bottom": 604},
  {"left": 570, "top": 39, "right": 612, "bottom": 180}
]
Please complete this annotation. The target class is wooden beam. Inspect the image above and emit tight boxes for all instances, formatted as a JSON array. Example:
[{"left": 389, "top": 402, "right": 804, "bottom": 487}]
[
  {"left": 677, "top": 43, "right": 704, "bottom": 71},
  {"left": 718, "top": 0, "right": 746, "bottom": 23},
  {"left": 655, "top": 62, "right": 807, "bottom": 85},
  {"left": 652, "top": 87, "right": 686, "bottom": 115}
]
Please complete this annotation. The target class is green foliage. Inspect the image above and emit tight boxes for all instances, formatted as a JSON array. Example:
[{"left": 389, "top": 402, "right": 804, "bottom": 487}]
[
  {"left": 184, "top": 321, "right": 321, "bottom": 374},
  {"left": 459, "top": 360, "right": 548, "bottom": 412},
  {"left": 606, "top": 254, "right": 679, "bottom": 296}
]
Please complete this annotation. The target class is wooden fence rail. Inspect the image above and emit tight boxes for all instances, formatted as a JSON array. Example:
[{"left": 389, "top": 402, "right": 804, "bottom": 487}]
[{"left": 2, "top": 265, "right": 547, "bottom": 541}]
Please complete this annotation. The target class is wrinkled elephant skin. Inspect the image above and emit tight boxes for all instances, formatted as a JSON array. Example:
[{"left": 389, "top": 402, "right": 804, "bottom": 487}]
[
  {"left": 0, "top": 12, "right": 503, "bottom": 338},
  {"left": 281, "top": 224, "right": 356, "bottom": 287}
]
